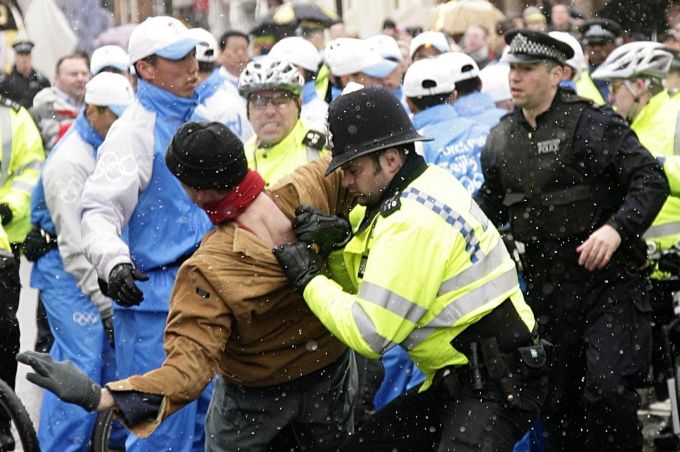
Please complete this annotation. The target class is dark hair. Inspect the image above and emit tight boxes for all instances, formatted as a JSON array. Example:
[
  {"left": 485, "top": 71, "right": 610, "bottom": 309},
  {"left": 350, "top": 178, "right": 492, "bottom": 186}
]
[
  {"left": 55, "top": 52, "right": 89, "bottom": 75},
  {"left": 494, "top": 19, "right": 515, "bottom": 37},
  {"left": 133, "top": 55, "right": 158, "bottom": 79},
  {"left": 383, "top": 19, "right": 397, "bottom": 30},
  {"left": 408, "top": 93, "right": 452, "bottom": 111},
  {"left": 454, "top": 77, "right": 483, "bottom": 97},
  {"left": 198, "top": 61, "right": 214, "bottom": 73},
  {"left": 369, "top": 143, "right": 415, "bottom": 171},
  {"left": 219, "top": 31, "right": 249, "bottom": 51}
]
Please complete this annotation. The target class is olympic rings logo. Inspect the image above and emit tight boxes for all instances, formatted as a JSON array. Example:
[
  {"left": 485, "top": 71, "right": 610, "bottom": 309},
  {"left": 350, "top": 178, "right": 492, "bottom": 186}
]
[
  {"left": 98, "top": 152, "right": 139, "bottom": 183},
  {"left": 72, "top": 311, "right": 99, "bottom": 326},
  {"left": 54, "top": 178, "right": 84, "bottom": 204}
]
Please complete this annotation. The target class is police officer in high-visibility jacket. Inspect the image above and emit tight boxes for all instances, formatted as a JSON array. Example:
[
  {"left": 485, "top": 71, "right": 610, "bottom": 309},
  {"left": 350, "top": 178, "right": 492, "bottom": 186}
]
[
  {"left": 239, "top": 56, "right": 328, "bottom": 186},
  {"left": 274, "top": 84, "right": 549, "bottom": 451},
  {"left": 0, "top": 96, "right": 44, "bottom": 252}
]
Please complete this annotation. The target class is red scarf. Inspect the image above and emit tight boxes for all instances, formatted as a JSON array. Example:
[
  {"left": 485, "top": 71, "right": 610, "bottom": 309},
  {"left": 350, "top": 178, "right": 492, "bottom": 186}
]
[{"left": 202, "top": 170, "right": 266, "bottom": 225}]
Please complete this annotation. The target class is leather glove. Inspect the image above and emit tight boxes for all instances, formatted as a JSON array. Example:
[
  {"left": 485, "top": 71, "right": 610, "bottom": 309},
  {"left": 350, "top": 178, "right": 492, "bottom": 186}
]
[
  {"left": 108, "top": 263, "right": 149, "bottom": 307},
  {"left": 101, "top": 315, "right": 115, "bottom": 348},
  {"left": 16, "top": 351, "right": 101, "bottom": 412},
  {"left": 293, "top": 205, "right": 352, "bottom": 256},
  {"left": 273, "top": 242, "right": 323, "bottom": 292},
  {"left": 0, "top": 203, "right": 12, "bottom": 225}
]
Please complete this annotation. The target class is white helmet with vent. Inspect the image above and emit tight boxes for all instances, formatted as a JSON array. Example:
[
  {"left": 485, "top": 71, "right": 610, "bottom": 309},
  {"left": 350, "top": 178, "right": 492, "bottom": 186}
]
[
  {"left": 238, "top": 56, "right": 304, "bottom": 97},
  {"left": 592, "top": 41, "right": 672, "bottom": 80}
]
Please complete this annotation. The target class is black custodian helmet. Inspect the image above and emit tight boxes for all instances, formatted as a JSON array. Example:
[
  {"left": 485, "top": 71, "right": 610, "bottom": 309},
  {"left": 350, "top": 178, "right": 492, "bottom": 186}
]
[{"left": 324, "top": 85, "right": 430, "bottom": 175}]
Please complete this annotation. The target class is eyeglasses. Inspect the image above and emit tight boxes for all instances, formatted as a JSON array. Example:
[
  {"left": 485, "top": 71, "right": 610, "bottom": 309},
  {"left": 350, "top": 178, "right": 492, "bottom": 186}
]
[{"left": 249, "top": 93, "right": 295, "bottom": 110}]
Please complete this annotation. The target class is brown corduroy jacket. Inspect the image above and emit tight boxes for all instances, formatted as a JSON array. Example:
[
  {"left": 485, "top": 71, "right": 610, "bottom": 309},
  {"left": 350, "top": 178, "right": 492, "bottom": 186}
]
[{"left": 107, "top": 156, "right": 353, "bottom": 437}]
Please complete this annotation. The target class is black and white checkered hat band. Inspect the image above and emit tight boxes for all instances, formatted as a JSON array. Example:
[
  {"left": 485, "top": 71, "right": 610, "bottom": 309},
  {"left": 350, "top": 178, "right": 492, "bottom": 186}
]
[{"left": 509, "top": 33, "right": 566, "bottom": 64}]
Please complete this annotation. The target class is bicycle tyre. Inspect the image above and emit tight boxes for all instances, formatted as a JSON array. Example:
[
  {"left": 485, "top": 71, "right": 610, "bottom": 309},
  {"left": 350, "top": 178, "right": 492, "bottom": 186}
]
[
  {"left": 0, "top": 378, "right": 39, "bottom": 452},
  {"left": 90, "top": 409, "right": 118, "bottom": 452}
]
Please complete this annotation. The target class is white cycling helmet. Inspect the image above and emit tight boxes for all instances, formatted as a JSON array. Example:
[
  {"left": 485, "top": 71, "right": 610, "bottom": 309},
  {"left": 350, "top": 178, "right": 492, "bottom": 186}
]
[
  {"left": 238, "top": 56, "right": 304, "bottom": 97},
  {"left": 549, "top": 31, "right": 586, "bottom": 72},
  {"left": 591, "top": 41, "right": 672, "bottom": 81}
]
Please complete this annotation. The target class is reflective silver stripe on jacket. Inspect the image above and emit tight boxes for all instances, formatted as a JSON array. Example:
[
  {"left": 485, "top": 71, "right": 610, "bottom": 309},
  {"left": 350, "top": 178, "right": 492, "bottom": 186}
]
[
  {"left": 402, "top": 268, "right": 519, "bottom": 350},
  {"left": 401, "top": 187, "right": 483, "bottom": 263},
  {"left": 12, "top": 179, "right": 35, "bottom": 193},
  {"left": 437, "top": 240, "right": 508, "bottom": 297},
  {"left": 643, "top": 221, "right": 680, "bottom": 239},
  {"left": 0, "top": 107, "right": 12, "bottom": 187},
  {"left": 306, "top": 146, "right": 320, "bottom": 162},
  {"left": 359, "top": 281, "right": 428, "bottom": 325},
  {"left": 352, "top": 302, "right": 390, "bottom": 354}
]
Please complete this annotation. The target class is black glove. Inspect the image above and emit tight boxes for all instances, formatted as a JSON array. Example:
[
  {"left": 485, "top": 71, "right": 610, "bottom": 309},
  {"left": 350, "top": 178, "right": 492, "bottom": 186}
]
[
  {"left": 0, "top": 203, "right": 12, "bottom": 225},
  {"left": 102, "top": 316, "right": 115, "bottom": 348},
  {"left": 16, "top": 351, "right": 101, "bottom": 411},
  {"left": 22, "top": 225, "right": 58, "bottom": 262},
  {"left": 293, "top": 205, "right": 352, "bottom": 255},
  {"left": 273, "top": 242, "right": 323, "bottom": 292},
  {"left": 108, "top": 263, "right": 149, "bottom": 307}
]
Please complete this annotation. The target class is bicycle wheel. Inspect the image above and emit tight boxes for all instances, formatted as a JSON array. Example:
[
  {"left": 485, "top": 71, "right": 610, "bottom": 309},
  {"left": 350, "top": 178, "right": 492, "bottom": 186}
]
[
  {"left": 0, "top": 378, "right": 39, "bottom": 452},
  {"left": 90, "top": 410, "right": 124, "bottom": 452}
]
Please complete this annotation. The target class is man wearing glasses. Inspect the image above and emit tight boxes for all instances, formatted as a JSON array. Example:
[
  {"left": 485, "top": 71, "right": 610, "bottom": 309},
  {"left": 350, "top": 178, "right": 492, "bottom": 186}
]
[{"left": 239, "top": 56, "right": 328, "bottom": 186}]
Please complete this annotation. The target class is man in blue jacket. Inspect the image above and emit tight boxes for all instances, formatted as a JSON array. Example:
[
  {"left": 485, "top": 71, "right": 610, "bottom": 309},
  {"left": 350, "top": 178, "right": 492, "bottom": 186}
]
[
  {"left": 28, "top": 72, "right": 135, "bottom": 452},
  {"left": 405, "top": 55, "right": 490, "bottom": 194},
  {"left": 79, "top": 16, "right": 213, "bottom": 452},
  {"left": 441, "top": 52, "right": 507, "bottom": 130}
]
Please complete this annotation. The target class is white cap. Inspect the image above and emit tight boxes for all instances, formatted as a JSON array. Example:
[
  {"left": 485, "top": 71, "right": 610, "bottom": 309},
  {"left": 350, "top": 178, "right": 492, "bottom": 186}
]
[
  {"left": 128, "top": 16, "right": 206, "bottom": 63},
  {"left": 409, "top": 31, "right": 449, "bottom": 59},
  {"left": 480, "top": 63, "right": 511, "bottom": 102},
  {"left": 269, "top": 37, "right": 321, "bottom": 72},
  {"left": 324, "top": 38, "right": 398, "bottom": 77},
  {"left": 548, "top": 31, "right": 586, "bottom": 72},
  {"left": 90, "top": 45, "right": 130, "bottom": 75},
  {"left": 438, "top": 52, "right": 480, "bottom": 82},
  {"left": 404, "top": 57, "right": 456, "bottom": 97},
  {"left": 84, "top": 72, "right": 135, "bottom": 117},
  {"left": 366, "top": 34, "right": 402, "bottom": 62},
  {"left": 189, "top": 28, "right": 218, "bottom": 64}
]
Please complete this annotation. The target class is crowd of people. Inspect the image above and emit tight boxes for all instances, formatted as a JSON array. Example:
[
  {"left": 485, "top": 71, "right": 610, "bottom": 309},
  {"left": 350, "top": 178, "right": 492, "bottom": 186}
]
[{"left": 0, "top": 2, "right": 680, "bottom": 451}]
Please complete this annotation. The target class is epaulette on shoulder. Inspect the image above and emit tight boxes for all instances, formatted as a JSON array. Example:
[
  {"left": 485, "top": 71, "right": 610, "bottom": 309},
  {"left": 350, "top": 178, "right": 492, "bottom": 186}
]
[
  {"left": 302, "top": 129, "right": 327, "bottom": 150},
  {"left": 0, "top": 96, "right": 21, "bottom": 112},
  {"left": 380, "top": 191, "right": 401, "bottom": 217},
  {"left": 561, "top": 91, "right": 594, "bottom": 106}
]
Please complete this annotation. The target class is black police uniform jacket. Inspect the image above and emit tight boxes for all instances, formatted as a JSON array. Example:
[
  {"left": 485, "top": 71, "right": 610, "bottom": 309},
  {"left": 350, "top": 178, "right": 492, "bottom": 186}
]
[
  {"left": 475, "top": 88, "right": 668, "bottom": 274},
  {"left": 0, "top": 66, "right": 50, "bottom": 109}
]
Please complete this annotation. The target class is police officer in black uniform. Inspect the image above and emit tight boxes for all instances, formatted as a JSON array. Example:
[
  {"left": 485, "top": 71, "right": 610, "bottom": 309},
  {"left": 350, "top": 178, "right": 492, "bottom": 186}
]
[
  {"left": 0, "top": 40, "right": 50, "bottom": 109},
  {"left": 579, "top": 18, "right": 622, "bottom": 102},
  {"left": 475, "top": 30, "right": 669, "bottom": 451}
]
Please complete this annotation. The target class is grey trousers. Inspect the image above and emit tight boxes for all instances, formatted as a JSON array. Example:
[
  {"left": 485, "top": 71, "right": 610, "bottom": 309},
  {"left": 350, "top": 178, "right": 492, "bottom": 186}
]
[{"left": 205, "top": 350, "right": 358, "bottom": 451}]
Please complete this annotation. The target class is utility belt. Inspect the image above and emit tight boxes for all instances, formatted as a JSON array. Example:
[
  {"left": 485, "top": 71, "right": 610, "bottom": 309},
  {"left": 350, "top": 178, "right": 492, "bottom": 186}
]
[
  {"left": 436, "top": 299, "right": 552, "bottom": 405},
  {"left": 434, "top": 337, "right": 552, "bottom": 406},
  {"left": 22, "top": 224, "right": 58, "bottom": 262}
]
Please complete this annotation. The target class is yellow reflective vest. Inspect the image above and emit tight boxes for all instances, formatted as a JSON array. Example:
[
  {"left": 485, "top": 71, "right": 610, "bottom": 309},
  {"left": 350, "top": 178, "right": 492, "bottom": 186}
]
[
  {"left": 244, "top": 120, "right": 328, "bottom": 186},
  {"left": 304, "top": 164, "right": 535, "bottom": 390},
  {"left": 662, "top": 155, "right": 680, "bottom": 197},
  {"left": 574, "top": 71, "right": 606, "bottom": 106},
  {"left": 0, "top": 98, "right": 44, "bottom": 243},
  {"left": 631, "top": 91, "right": 680, "bottom": 260}
]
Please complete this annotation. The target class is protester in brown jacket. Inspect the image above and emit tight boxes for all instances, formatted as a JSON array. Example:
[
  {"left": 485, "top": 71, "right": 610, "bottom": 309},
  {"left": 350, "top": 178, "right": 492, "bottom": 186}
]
[{"left": 18, "top": 122, "right": 357, "bottom": 451}]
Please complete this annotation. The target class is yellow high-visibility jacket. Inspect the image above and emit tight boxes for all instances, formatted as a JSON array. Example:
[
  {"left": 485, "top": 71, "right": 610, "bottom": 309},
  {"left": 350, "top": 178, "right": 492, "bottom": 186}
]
[
  {"left": 0, "top": 97, "right": 44, "bottom": 243},
  {"left": 304, "top": 164, "right": 535, "bottom": 390},
  {"left": 632, "top": 91, "right": 680, "bottom": 258},
  {"left": 244, "top": 120, "right": 328, "bottom": 186}
]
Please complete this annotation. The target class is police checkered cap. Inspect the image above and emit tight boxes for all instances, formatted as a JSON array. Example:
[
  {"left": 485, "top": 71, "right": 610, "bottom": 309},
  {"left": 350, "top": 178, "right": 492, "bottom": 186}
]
[{"left": 504, "top": 30, "right": 573, "bottom": 65}]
